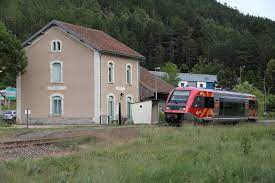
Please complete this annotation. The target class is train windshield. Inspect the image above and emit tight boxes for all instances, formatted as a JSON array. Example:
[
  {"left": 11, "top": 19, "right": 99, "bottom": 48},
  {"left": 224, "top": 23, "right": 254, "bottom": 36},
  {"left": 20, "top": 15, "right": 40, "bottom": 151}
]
[{"left": 169, "top": 90, "right": 190, "bottom": 104}]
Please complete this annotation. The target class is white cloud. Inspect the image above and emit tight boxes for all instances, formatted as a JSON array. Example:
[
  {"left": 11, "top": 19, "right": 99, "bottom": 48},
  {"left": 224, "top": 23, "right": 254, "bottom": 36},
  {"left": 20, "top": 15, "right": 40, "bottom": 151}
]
[{"left": 218, "top": 0, "right": 275, "bottom": 20}]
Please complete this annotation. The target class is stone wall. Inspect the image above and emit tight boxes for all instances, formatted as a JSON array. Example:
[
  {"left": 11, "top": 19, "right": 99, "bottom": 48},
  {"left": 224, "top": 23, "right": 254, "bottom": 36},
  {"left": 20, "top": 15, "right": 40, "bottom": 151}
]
[{"left": 21, "top": 118, "right": 96, "bottom": 125}]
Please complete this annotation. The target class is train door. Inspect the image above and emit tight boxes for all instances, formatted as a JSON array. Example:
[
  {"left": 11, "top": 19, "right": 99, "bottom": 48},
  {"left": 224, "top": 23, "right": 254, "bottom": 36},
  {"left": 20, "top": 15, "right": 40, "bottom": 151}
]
[
  {"left": 219, "top": 98, "right": 224, "bottom": 118},
  {"left": 248, "top": 100, "right": 257, "bottom": 118},
  {"left": 213, "top": 97, "right": 220, "bottom": 118},
  {"left": 245, "top": 100, "right": 249, "bottom": 117}
]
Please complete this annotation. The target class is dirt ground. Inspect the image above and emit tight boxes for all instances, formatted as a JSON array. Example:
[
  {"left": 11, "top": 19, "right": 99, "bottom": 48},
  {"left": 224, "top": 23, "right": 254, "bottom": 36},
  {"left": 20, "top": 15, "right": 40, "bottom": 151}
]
[{"left": 0, "top": 127, "right": 140, "bottom": 160}]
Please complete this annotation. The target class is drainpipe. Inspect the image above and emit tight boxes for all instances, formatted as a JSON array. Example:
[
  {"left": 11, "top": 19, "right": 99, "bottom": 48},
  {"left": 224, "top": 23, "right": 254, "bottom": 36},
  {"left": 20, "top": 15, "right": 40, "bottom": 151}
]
[{"left": 99, "top": 53, "right": 102, "bottom": 125}]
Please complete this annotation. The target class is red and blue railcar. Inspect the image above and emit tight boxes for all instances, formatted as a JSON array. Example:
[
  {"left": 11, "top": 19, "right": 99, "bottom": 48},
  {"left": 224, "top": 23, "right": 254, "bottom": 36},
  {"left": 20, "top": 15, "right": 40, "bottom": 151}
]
[{"left": 164, "top": 87, "right": 258, "bottom": 125}]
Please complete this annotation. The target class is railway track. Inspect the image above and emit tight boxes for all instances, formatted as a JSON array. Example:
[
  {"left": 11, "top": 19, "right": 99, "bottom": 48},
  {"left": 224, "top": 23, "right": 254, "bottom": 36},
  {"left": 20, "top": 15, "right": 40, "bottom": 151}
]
[
  {"left": 0, "top": 126, "right": 140, "bottom": 149},
  {"left": 0, "top": 135, "right": 96, "bottom": 149}
]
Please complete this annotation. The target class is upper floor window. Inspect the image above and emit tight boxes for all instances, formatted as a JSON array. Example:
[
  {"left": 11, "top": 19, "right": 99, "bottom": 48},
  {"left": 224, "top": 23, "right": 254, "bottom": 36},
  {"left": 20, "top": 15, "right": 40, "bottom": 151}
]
[
  {"left": 108, "top": 61, "right": 114, "bottom": 83},
  {"left": 50, "top": 61, "right": 63, "bottom": 83},
  {"left": 126, "top": 64, "right": 132, "bottom": 85},
  {"left": 51, "top": 40, "right": 62, "bottom": 52}
]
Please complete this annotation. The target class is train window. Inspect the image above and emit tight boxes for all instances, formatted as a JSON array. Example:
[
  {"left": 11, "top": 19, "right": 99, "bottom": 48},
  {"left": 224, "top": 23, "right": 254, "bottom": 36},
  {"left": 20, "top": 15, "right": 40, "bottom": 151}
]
[
  {"left": 193, "top": 96, "right": 214, "bottom": 108},
  {"left": 169, "top": 90, "right": 190, "bottom": 104},
  {"left": 193, "top": 96, "right": 204, "bottom": 108},
  {"left": 205, "top": 97, "right": 214, "bottom": 108},
  {"left": 223, "top": 101, "right": 245, "bottom": 117}
]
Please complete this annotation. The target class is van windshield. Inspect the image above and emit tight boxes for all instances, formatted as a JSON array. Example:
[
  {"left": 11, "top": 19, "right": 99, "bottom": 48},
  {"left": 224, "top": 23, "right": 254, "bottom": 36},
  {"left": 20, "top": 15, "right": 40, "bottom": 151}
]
[{"left": 169, "top": 90, "right": 190, "bottom": 104}]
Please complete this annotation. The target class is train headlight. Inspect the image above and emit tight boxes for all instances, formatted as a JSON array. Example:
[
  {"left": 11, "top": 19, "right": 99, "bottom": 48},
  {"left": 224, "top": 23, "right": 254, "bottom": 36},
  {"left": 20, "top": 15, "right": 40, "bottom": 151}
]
[
  {"left": 167, "top": 106, "right": 171, "bottom": 110},
  {"left": 178, "top": 107, "right": 185, "bottom": 110}
]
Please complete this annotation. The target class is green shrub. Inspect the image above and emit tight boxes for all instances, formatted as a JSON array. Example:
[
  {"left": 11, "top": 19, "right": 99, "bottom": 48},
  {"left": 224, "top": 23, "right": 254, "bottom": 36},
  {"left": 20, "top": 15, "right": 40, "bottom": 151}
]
[
  {"left": 267, "top": 94, "right": 275, "bottom": 112},
  {"left": 0, "top": 119, "right": 11, "bottom": 127}
]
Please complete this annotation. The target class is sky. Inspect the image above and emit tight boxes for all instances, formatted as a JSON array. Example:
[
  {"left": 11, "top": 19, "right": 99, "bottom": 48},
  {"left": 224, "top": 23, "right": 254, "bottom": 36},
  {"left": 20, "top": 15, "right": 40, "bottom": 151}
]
[{"left": 218, "top": 0, "right": 275, "bottom": 21}]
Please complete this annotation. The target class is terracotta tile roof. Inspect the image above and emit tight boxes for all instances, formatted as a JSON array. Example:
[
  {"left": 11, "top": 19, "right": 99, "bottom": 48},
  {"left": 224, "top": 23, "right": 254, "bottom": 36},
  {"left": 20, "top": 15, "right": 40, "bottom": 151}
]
[
  {"left": 140, "top": 67, "right": 174, "bottom": 94},
  {"left": 58, "top": 21, "right": 144, "bottom": 59},
  {"left": 23, "top": 20, "right": 144, "bottom": 59}
]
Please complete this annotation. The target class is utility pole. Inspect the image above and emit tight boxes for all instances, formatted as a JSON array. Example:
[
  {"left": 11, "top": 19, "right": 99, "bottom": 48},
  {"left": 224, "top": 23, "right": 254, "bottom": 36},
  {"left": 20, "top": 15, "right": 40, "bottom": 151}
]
[
  {"left": 240, "top": 66, "right": 246, "bottom": 83},
  {"left": 263, "top": 76, "right": 268, "bottom": 116},
  {"left": 154, "top": 67, "right": 161, "bottom": 100}
]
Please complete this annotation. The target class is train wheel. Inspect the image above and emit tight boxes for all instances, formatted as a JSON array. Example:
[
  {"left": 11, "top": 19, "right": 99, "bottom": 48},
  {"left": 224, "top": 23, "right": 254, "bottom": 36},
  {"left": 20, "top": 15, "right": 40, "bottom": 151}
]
[
  {"left": 177, "top": 121, "right": 183, "bottom": 127},
  {"left": 232, "top": 121, "right": 238, "bottom": 126},
  {"left": 207, "top": 120, "right": 215, "bottom": 126}
]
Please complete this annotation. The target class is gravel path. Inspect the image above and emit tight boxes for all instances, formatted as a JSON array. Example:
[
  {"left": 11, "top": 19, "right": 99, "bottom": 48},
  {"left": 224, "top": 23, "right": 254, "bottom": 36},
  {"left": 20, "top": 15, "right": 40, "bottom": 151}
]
[
  {"left": 0, "top": 145, "right": 68, "bottom": 160},
  {"left": 258, "top": 120, "right": 275, "bottom": 123},
  {"left": 1, "top": 126, "right": 138, "bottom": 142}
]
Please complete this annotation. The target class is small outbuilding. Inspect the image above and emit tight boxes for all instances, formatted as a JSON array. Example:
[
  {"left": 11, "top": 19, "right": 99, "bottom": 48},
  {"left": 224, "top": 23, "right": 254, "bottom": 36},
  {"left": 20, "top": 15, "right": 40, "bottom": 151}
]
[{"left": 131, "top": 100, "right": 162, "bottom": 125}]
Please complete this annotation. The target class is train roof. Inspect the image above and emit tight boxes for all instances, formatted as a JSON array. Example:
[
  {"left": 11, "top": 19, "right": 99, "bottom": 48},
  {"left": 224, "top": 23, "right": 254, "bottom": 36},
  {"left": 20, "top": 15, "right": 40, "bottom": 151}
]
[{"left": 175, "top": 87, "right": 256, "bottom": 98}]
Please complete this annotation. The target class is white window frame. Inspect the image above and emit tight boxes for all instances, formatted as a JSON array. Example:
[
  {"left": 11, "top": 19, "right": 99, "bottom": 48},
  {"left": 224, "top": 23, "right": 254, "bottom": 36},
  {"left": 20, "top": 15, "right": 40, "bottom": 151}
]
[
  {"left": 126, "top": 63, "right": 132, "bottom": 85},
  {"left": 50, "top": 60, "right": 63, "bottom": 83},
  {"left": 50, "top": 40, "right": 62, "bottom": 52},
  {"left": 108, "top": 61, "right": 115, "bottom": 83},
  {"left": 197, "top": 82, "right": 206, "bottom": 88},
  {"left": 49, "top": 93, "right": 64, "bottom": 116},
  {"left": 178, "top": 81, "right": 188, "bottom": 87},
  {"left": 107, "top": 93, "right": 115, "bottom": 120}
]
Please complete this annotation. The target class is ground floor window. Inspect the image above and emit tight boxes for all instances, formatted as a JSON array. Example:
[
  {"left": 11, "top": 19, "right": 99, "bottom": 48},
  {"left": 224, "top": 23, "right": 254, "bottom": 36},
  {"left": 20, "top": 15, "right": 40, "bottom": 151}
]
[
  {"left": 126, "top": 96, "right": 133, "bottom": 122},
  {"left": 52, "top": 96, "right": 62, "bottom": 116},
  {"left": 108, "top": 95, "right": 115, "bottom": 121},
  {"left": 50, "top": 94, "right": 63, "bottom": 117}
]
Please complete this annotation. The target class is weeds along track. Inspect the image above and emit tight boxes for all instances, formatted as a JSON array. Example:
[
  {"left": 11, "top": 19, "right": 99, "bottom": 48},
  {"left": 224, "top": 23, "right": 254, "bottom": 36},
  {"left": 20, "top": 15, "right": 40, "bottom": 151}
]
[
  {"left": 0, "top": 135, "right": 95, "bottom": 149},
  {"left": 0, "top": 126, "right": 139, "bottom": 149}
]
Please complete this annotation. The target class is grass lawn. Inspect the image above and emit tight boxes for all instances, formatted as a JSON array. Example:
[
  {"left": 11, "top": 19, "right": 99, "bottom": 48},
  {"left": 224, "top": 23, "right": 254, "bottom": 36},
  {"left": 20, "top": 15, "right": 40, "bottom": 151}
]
[
  {"left": 0, "top": 119, "right": 49, "bottom": 139},
  {"left": 0, "top": 120, "right": 23, "bottom": 139},
  {"left": 0, "top": 124, "right": 275, "bottom": 182}
]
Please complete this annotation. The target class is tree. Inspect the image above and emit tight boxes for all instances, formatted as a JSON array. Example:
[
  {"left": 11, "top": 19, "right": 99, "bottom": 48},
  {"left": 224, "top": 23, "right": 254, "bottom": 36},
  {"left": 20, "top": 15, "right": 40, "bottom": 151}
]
[
  {"left": 243, "top": 70, "right": 257, "bottom": 85},
  {"left": 191, "top": 57, "right": 222, "bottom": 75},
  {"left": 234, "top": 81, "right": 265, "bottom": 117},
  {"left": 0, "top": 22, "right": 27, "bottom": 87},
  {"left": 265, "top": 59, "right": 275, "bottom": 94},
  {"left": 267, "top": 94, "right": 275, "bottom": 112},
  {"left": 161, "top": 62, "right": 180, "bottom": 86},
  {"left": 217, "top": 67, "right": 238, "bottom": 89},
  {"left": 1, "top": 0, "right": 275, "bottom": 91}
]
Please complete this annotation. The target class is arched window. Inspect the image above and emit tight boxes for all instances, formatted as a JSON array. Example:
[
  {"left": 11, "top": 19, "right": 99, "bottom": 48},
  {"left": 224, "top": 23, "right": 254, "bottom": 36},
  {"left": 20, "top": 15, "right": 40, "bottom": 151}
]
[
  {"left": 107, "top": 95, "right": 115, "bottom": 121},
  {"left": 50, "top": 61, "right": 63, "bottom": 83},
  {"left": 52, "top": 96, "right": 62, "bottom": 116},
  {"left": 51, "top": 40, "right": 62, "bottom": 52},
  {"left": 126, "top": 64, "right": 132, "bottom": 85},
  {"left": 50, "top": 94, "right": 64, "bottom": 116},
  {"left": 126, "top": 96, "right": 133, "bottom": 122},
  {"left": 108, "top": 61, "right": 114, "bottom": 83}
]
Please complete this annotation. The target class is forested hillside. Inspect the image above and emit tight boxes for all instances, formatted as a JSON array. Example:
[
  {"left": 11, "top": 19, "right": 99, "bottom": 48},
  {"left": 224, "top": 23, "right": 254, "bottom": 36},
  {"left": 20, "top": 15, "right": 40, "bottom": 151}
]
[{"left": 1, "top": 0, "right": 275, "bottom": 89}]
